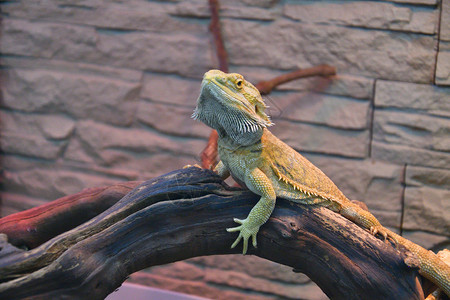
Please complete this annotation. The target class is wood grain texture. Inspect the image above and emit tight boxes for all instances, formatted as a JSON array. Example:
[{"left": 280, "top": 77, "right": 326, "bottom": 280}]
[{"left": 0, "top": 182, "right": 141, "bottom": 249}]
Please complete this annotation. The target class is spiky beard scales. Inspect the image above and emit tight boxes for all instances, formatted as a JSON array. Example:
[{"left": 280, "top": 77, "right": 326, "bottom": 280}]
[{"left": 192, "top": 83, "right": 266, "bottom": 146}]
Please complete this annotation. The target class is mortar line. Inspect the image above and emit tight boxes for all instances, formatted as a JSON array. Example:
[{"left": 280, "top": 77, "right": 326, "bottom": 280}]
[
  {"left": 399, "top": 163, "right": 407, "bottom": 236},
  {"left": 433, "top": 0, "right": 444, "bottom": 85},
  {"left": 367, "top": 79, "right": 377, "bottom": 158}
]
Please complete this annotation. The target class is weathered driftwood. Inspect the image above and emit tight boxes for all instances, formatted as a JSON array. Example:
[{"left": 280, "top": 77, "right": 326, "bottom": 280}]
[{"left": 0, "top": 167, "right": 427, "bottom": 300}]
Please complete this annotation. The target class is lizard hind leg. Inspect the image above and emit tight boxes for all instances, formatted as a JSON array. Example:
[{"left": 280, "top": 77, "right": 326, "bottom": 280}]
[{"left": 339, "top": 202, "right": 398, "bottom": 245}]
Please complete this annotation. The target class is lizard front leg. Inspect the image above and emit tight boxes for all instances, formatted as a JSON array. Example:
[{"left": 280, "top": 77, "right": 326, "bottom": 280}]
[{"left": 227, "top": 168, "right": 276, "bottom": 254}]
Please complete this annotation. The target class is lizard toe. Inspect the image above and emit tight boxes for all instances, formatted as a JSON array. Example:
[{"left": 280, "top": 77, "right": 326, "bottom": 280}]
[{"left": 227, "top": 218, "right": 259, "bottom": 255}]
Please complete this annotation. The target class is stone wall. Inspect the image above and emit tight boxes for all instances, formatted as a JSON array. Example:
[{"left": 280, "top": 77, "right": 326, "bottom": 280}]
[{"left": 1, "top": 1, "right": 449, "bottom": 299}]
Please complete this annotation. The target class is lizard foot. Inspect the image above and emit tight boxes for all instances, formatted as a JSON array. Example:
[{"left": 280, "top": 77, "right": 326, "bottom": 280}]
[
  {"left": 370, "top": 225, "right": 398, "bottom": 246},
  {"left": 226, "top": 218, "right": 259, "bottom": 255}
]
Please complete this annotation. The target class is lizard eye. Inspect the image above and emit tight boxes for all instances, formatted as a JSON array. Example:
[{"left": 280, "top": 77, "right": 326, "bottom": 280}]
[{"left": 235, "top": 79, "right": 243, "bottom": 89}]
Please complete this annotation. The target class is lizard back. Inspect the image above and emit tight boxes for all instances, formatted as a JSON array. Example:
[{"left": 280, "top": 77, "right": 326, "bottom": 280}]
[{"left": 262, "top": 130, "right": 349, "bottom": 205}]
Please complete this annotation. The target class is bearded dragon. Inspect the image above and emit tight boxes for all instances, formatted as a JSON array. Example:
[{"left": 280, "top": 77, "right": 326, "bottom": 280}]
[{"left": 192, "top": 69, "right": 450, "bottom": 297}]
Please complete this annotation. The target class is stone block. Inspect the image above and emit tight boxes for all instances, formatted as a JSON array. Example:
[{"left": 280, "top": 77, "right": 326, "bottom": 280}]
[
  {"left": 371, "top": 141, "right": 450, "bottom": 169},
  {"left": 271, "top": 120, "right": 369, "bottom": 158},
  {"left": 402, "top": 166, "right": 450, "bottom": 238},
  {"left": 304, "top": 155, "right": 403, "bottom": 227},
  {"left": 142, "top": 257, "right": 326, "bottom": 299},
  {"left": 373, "top": 110, "right": 450, "bottom": 152},
  {"left": 3, "top": 153, "right": 139, "bottom": 183},
  {"left": 284, "top": 2, "right": 438, "bottom": 34},
  {"left": 241, "top": 0, "right": 280, "bottom": 8},
  {"left": 129, "top": 272, "right": 272, "bottom": 300},
  {"left": 1, "top": 18, "right": 99, "bottom": 60},
  {"left": 0, "top": 56, "right": 143, "bottom": 83},
  {"left": 146, "top": 262, "right": 204, "bottom": 282},
  {"left": 94, "top": 29, "right": 214, "bottom": 77},
  {"left": 0, "top": 111, "right": 70, "bottom": 159},
  {"left": 386, "top": 0, "right": 437, "bottom": 4},
  {"left": 2, "top": 168, "right": 119, "bottom": 200},
  {"left": 268, "top": 91, "right": 370, "bottom": 129},
  {"left": 123, "top": 153, "right": 198, "bottom": 180},
  {"left": 92, "top": 3, "right": 206, "bottom": 34},
  {"left": 137, "top": 101, "right": 211, "bottom": 139},
  {"left": 222, "top": 19, "right": 436, "bottom": 83},
  {"left": 440, "top": 0, "right": 450, "bottom": 41},
  {"left": 1, "top": 110, "right": 52, "bottom": 137},
  {"left": 374, "top": 80, "right": 450, "bottom": 117},
  {"left": 2, "top": 68, "right": 140, "bottom": 126},
  {"left": 55, "top": 0, "right": 102, "bottom": 8},
  {"left": 171, "top": 1, "right": 279, "bottom": 20},
  {"left": 402, "top": 230, "right": 449, "bottom": 251},
  {"left": 1, "top": 133, "right": 64, "bottom": 160},
  {"left": 1, "top": 1, "right": 207, "bottom": 34},
  {"left": 146, "top": 259, "right": 321, "bottom": 300},
  {"left": 405, "top": 165, "right": 450, "bottom": 189},
  {"left": 203, "top": 267, "right": 326, "bottom": 300},
  {"left": 140, "top": 73, "right": 202, "bottom": 106},
  {"left": 306, "top": 156, "right": 403, "bottom": 206},
  {"left": 279, "top": 74, "right": 374, "bottom": 100},
  {"left": 1, "top": 18, "right": 214, "bottom": 77},
  {"left": 232, "top": 66, "right": 374, "bottom": 100},
  {"left": 2, "top": 155, "right": 53, "bottom": 171},
  {"left": 37, "top": 115, "right": 76, "bottom": 140},
  {"left": 64, "top": 138, "right": 97, "bottom": 166},
  {"left": 403, "top": 186, "right": 450, "bottom": 236},
  {"left": 436, "top": 49, "right": 450, "bottom": 86},
  {"left": 65, "top": 121, "right": 204, "bottom": 175},
  {"left": 189, "top": 255, "right": 311, "bottom": 284}
]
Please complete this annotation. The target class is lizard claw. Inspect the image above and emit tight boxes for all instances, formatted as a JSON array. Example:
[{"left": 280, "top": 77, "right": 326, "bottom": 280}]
[
  {"left": 226, "top": 218, "right": 259, "bottom": 255},
  {"left": 370, "top": 225, "right": 398, "bottom": 246}
]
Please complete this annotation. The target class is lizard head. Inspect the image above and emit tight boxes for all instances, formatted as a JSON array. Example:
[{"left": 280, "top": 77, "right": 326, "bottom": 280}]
[{"left": 192, "top": 69, "right": 273, "bottom": 145}]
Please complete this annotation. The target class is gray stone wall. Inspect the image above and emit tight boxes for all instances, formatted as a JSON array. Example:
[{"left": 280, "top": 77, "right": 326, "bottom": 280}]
[{"left": 1, "top": 1, "right": 449, "bottom": 299}]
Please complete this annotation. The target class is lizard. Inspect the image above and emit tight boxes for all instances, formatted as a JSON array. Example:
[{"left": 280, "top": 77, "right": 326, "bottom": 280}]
[{"left": 192, "top": 69, "right": 450, "bottom": 297}]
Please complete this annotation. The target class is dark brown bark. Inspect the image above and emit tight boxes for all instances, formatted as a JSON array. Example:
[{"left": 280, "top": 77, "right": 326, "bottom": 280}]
[{"left": 0, "top": 167, "right": 426, "bottom": 300}]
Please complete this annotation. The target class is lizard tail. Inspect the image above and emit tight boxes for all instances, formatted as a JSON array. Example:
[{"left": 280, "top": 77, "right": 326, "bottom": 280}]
[
  {"left": 388, "top": 230, "right": 450, "bottom": 297},
  {"left": 338, "top": 202, "right": 449, "bottom": 296}
]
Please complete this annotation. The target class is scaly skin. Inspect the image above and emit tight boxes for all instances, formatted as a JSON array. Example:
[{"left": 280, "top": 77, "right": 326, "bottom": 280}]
[{"left": 192, "top": 69, "right": 450, "bottom": 296}]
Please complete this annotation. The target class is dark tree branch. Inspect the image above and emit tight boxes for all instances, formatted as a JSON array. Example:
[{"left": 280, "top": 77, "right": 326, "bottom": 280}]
[
  {"left": 255, "top": 64, "right": 337, "bottom": 95},
  {"left": 0, "top": 168, "right": 426, "bottom": 300},
  {"left": 0, "top": 182, "right": 141, "bottom": 249},
  {"left": 201, "top": 129, "right": 219, "bottom": 170}
]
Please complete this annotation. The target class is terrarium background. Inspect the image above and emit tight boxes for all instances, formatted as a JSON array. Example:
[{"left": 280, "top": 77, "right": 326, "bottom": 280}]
[{"left": 1, "top": 1, "right": 449, "bottom": 299}]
